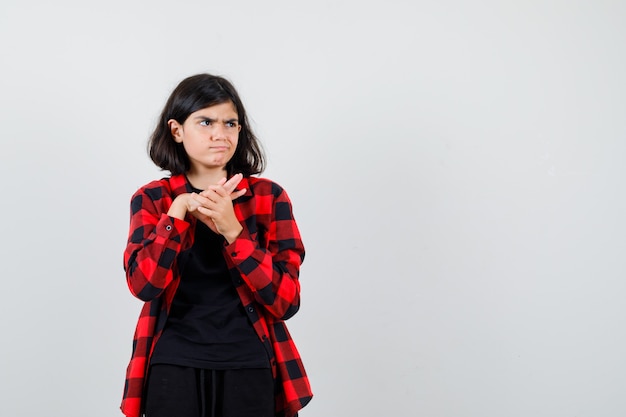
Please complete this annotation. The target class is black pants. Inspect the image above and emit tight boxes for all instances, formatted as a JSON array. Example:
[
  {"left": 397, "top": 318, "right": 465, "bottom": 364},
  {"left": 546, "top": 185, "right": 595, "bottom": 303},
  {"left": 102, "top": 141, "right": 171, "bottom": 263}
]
[{"left": 144, "top": 364, "right": 275, "bottom": 417}]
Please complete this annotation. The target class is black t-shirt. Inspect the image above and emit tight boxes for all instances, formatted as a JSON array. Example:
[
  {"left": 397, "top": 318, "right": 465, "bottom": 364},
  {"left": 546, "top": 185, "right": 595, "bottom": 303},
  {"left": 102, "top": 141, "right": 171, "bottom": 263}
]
[{"left": 151, "top": 217, "right": 269, "bottom": 369}]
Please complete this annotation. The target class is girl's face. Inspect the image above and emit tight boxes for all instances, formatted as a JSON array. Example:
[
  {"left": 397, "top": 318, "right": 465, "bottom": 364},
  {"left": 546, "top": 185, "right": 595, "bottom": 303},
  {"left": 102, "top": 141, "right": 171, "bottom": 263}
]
[{"left": 169, "top": 101, "right": 241, "bottom": 175}]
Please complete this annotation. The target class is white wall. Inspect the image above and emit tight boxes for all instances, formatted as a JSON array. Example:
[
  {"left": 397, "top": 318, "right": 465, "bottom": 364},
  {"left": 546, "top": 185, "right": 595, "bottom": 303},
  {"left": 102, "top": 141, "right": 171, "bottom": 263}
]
[{"left": 1, "top": 1, "right": 624, "bottom": 416}]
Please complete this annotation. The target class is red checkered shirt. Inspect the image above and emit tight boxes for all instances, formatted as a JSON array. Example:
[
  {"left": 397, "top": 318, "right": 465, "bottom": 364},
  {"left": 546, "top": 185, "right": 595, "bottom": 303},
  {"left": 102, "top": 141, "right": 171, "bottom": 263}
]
[{"left": 121, "top": 174, "right": 312, "bottom": 417}]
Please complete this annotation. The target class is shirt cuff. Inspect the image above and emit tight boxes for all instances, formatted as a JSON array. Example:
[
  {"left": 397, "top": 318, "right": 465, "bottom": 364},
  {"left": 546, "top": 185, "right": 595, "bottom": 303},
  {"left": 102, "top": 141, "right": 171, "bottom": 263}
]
[
  {"left": 156, "top": 213, "right": 190, "bottom": 238},
  {"left": 224, "top": 227, "right": 257, "bottom": 261}
]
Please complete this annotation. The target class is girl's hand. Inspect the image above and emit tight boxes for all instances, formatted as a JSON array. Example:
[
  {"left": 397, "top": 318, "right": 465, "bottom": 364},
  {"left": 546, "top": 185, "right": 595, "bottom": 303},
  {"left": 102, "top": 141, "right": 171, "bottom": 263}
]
[
  {"left": 167, "top": 193, "right": 200, "bottom": 221},
  {"left": 191, "top": 174, "right": 246, "bottom": 243}
]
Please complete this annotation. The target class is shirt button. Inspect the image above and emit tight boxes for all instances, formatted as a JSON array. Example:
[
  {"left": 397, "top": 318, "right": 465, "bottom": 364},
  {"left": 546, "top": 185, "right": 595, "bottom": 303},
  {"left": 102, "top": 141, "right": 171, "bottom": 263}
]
[
  {"left": 231, "top": 252, "right": 238, "bottom": 257},
  {"left": 165, "top": 225, "right": 172, "bottom": 231},
  {"left": 247, "top": 306, "right": 255, "bottom": 313}
]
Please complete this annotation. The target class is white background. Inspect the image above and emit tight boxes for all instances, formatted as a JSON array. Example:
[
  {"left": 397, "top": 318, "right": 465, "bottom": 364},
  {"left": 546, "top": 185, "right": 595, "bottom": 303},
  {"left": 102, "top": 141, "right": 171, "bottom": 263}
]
[{"left": 1, "top": 1, "right": 625, "bottom": 416}]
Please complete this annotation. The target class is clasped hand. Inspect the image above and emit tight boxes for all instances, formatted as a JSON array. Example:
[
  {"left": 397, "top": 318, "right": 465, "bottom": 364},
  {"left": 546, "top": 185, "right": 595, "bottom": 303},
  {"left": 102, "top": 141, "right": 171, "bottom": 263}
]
[{"left": 169, "top": 174, "right": 246, "bottom": 244}]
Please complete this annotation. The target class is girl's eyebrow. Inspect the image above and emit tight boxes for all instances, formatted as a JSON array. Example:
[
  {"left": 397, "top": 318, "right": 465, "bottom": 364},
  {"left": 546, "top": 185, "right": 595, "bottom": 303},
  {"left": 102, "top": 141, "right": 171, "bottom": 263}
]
[{"left": 193, "top": 116, "right": 239, "bottom": 122}]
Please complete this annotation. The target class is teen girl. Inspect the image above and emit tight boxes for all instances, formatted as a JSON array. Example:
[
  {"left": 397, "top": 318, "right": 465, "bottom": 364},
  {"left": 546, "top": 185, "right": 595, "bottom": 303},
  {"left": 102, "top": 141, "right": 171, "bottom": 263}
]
[{"left": 121, "top": 74, "right": 312, "bottom": 417}]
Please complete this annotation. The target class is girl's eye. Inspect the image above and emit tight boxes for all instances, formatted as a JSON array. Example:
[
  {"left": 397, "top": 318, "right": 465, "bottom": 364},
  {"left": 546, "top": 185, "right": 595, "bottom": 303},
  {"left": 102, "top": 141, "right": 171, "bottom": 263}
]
[
  {"left": 200, "top": 120, "right": 212, "bottom": 126},
  {"left": 226, "top": 122, "right": 238, "bottom": 128}
]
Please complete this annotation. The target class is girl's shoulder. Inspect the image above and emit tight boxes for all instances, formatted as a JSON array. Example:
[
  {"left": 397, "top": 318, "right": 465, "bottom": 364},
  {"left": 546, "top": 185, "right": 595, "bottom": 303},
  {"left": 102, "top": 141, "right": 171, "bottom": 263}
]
[
  {"left": 244, "top": 176, "right": 287, "bottom": 197},
  {"left": 131, "top": 178, "right": 167, "bottom": 196},
  {"left": 135, "top": 174, "right": 187, "bottom": 193},
  {"left": 130, "top": 176, "right": 182, "bottom": 204}
]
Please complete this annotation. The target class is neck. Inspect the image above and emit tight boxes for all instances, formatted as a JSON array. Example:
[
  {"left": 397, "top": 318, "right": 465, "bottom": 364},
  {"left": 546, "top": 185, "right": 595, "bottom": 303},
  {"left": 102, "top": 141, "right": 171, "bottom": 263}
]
[{"left": 185, "top": 168, "right": 228, "bottom": 190}]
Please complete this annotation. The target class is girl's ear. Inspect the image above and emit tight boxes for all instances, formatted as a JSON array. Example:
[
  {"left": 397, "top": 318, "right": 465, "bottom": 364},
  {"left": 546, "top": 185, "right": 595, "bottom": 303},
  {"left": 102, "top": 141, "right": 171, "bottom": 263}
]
[{"left": 168, "top": 119, "right": 184, "bottom": 143}]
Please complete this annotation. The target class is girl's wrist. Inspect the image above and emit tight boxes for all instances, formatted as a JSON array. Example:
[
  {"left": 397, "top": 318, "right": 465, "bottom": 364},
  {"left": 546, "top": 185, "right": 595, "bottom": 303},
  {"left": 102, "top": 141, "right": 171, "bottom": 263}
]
[
  {"left": 167, "top": 194, "right": 190, "bottom": 220},
  {"left": 223, "top": 224, "right": 243, "bottom": 244}
]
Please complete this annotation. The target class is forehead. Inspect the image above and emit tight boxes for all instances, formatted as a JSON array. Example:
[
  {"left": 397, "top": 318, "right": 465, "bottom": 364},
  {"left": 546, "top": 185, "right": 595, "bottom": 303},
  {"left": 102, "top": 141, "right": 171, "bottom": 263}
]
[{"left": 190, "top": 101, "right": 238, "bottom": 119}]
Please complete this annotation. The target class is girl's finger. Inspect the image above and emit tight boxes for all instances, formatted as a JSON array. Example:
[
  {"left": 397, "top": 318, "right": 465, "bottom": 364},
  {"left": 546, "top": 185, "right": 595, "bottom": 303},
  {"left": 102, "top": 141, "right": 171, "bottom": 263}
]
[
  {"left": 223, "top": 173, "right": 243, "bottom": 193},
  {"left": 197, "top": 205, "right": 214, "bottom": 216},
  {"left": 207, "top": 185, "right": 224, "bottom": 195},
  {"left": 231, "top": 188, "right": 246, "bottom": 200},
  {"left": 193, "top": 192, "right": 215, "bottom": 205}
]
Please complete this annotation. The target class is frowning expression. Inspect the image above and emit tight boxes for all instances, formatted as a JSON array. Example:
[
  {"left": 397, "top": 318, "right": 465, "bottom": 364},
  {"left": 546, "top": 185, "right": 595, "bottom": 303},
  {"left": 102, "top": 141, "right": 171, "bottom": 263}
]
[{"left": 169, "top": 101, "right": 241, "bottom": 174}]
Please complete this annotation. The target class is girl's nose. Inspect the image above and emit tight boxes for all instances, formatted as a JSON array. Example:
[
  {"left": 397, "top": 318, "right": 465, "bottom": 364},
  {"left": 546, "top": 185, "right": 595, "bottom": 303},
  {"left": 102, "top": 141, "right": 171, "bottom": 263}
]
[{"left": 212, "top": 124, "right": 227, "bottom": 139}]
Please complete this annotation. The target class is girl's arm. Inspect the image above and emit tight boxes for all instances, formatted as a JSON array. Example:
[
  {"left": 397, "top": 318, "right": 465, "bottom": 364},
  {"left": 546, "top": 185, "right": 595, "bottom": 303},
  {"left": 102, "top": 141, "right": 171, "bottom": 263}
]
[
  {"left": 123, "top": 185, "right": 192, "bottom": 301},
  {"left": 225, "top": 184, "right": 305, "bottom": 321}
]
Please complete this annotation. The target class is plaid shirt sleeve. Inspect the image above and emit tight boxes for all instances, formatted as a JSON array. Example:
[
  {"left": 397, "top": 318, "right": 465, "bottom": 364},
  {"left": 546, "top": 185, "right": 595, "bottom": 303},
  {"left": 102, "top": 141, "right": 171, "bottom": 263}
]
[
  {"left": 225, "top": 178, "right": 305, "bottom": 321},
  {"left": 226, "top": 178, "right": 312, "bottom": 416},
  {"left": 124, "top": 181, "right": 192, "bottom": 301}
]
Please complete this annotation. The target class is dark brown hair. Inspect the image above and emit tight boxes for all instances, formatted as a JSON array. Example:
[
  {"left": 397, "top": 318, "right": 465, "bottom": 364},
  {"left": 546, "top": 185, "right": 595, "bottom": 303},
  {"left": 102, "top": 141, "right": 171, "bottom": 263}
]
[{"left": 148, "top": 74, "right": 265, "bottom": 176}]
